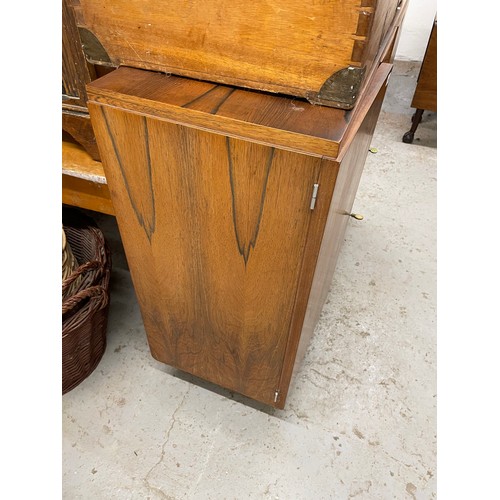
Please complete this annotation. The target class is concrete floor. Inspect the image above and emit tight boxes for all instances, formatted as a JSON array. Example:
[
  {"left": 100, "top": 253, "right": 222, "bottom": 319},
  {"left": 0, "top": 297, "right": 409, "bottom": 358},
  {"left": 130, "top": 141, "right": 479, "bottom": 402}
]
[{"left": 62, "top": 60, "right": 436, "bottom": 499}]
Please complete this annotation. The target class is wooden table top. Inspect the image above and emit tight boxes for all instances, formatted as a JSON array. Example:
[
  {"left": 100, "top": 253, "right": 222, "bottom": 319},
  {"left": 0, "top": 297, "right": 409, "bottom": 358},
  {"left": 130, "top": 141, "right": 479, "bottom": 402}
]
[{"left": 87, "top": 63, "right": 392, "bottom": 160}]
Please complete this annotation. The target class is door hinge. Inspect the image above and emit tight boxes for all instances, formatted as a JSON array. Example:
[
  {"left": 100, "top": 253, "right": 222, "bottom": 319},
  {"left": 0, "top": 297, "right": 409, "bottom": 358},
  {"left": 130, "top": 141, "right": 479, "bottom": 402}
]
[
  {"left": 310, "top": 183, "right": 319, "bottom": 210},
  {"left": 274, "top": 390, "right": 280, "bottom": 403}
]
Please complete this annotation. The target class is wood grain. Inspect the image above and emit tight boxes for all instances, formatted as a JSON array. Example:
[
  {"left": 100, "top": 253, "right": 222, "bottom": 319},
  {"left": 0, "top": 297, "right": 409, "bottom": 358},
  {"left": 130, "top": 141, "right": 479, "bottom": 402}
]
[
  {"left": 89, "top": 104, "right": 335, "bottom": 406},
  {"left": 62, "top": 140, "right": 114, "bottom": 215},
  {"left": 62, "top": 0, "right": 93, "bottom": 109},
  {"left": 337, "top": 63, "right": 393, "bottom": 159},
  {"left": 99, "top": 109, "right": 156, "bottom": 240},
  {"left": 87, "top": 66, "right": 362, "bottom": 159},
  {"left": 62, "top": 111, "right": 101, "bottom": 161},
  {"left": 359, "top": 0, "right": 407, "bottom": 97},
  {"left": 79, "top": 0, "right": 398, "bottom": 107},
  {"left": 275, "top": 64, "right": 391, "bottom": 405},
  {"left": 87, "top": 61, "right": 393, "bottom": 407}
]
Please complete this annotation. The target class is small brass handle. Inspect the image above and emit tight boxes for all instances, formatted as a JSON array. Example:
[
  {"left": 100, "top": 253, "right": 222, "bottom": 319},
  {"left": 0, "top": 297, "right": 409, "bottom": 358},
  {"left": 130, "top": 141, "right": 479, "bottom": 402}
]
[{"left": 350, "top": 213, "right": 364, "bottom": 220}]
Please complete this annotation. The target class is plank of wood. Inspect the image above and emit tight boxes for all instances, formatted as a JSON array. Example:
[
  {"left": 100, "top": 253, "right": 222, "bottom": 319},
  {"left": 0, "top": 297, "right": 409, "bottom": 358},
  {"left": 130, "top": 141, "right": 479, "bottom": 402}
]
[
  {"left": 62, "top": 140, "right": 106, "bottom": 182},
  {"left": 62, "top": 175, "right": 114, "bottom": 216},
  {"left": 79, "top": 0, "right": 399, "bottom": 107},
  {"left": 62, "top": 140, "right": 114, "bottom": 215}
]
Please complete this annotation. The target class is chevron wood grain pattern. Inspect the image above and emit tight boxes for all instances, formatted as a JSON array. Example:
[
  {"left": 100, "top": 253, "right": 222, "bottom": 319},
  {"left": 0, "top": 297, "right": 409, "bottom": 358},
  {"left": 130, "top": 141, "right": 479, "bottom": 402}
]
[
  {"left": 89, "top": 104, "right": 337, "bottom": 406},
  {"left": 87, "top": 62, "right": 392, "bottom": 407}
]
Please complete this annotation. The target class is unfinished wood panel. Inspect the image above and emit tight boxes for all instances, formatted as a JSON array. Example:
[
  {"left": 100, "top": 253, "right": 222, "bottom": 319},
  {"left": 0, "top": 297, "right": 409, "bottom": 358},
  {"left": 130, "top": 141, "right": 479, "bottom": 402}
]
[
  {"left": 89, "top": 105, "right": 336, "bottom": 406},
  {"left": 79, "top": 0, "right": 399, "bottom": 108}
]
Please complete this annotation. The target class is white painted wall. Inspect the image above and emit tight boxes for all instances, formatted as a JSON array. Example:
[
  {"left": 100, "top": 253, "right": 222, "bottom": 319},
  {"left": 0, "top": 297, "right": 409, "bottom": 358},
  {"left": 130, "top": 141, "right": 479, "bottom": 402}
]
[{"left": 395, "top": 0, "right": 437, "bottom": 61}]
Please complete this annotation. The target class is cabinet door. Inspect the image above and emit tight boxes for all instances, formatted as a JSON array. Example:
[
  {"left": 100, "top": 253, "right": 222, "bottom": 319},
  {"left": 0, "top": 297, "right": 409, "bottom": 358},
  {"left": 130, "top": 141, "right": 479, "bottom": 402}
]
[{"left": 90, "top": 105, "right": 334, "bottom": 405}]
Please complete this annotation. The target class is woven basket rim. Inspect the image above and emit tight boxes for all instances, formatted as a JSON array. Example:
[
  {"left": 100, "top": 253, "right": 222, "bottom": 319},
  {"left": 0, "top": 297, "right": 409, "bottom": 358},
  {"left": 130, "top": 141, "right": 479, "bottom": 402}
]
[{"left": 62, "top": 207, "right": 112, "bottom": 394}]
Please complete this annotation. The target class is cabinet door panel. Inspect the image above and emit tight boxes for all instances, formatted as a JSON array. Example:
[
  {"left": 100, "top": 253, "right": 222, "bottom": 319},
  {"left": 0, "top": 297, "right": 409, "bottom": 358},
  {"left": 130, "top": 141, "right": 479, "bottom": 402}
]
[{"left": 90, "top": 104, "right": 325, "bottom": 405}]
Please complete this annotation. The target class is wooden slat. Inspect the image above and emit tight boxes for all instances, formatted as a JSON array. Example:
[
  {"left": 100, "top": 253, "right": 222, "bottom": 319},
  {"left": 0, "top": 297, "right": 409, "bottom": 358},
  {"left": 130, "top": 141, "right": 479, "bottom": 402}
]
[{"left": 62, "top": 140, "right": 114, "bottom": 215}]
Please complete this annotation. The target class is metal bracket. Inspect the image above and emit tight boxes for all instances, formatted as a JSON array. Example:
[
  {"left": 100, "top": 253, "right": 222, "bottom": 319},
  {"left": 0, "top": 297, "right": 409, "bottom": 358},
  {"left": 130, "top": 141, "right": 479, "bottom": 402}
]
[
  {"left": 78, "top": 27, "right": 114, "bottom": 67},
  {"left": 306, "top": 66, "right": 366, "bottom": 109},
  {"left": 310, "top": 183, "right": 319, "bottom": 210}
]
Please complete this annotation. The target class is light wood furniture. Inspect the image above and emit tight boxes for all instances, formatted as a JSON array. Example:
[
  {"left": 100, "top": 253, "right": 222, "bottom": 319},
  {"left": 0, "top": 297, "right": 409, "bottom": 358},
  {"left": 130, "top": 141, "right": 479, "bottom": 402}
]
[
  {"left": 73, "top": 0, "right": 406, "bottom": 109},
  {"left": 87, "top": 63, "right": 393, "bottom": 408},
  {"left": 62, "top": 140, "right": 114, "bottom": 215},
  {"left": 403, "top": 17, "right": 437, "bottom": 144}
]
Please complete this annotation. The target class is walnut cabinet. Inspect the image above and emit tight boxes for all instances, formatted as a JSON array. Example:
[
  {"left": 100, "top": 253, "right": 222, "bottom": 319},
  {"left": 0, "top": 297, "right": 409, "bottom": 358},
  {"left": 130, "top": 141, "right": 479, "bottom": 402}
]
[{"left": 87, "top": 61, "right": 392, "bottom": 408}]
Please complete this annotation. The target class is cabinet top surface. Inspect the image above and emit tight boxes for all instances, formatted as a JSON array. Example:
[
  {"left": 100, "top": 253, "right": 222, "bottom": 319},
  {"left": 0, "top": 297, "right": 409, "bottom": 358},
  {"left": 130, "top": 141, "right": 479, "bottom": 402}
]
[{"left": 87, "top": 64, "right": 391, "bottom": 159}]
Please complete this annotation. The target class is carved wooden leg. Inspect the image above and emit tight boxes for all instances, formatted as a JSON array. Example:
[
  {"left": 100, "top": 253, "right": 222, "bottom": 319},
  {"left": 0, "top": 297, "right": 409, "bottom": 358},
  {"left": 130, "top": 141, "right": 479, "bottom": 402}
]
[{"left": 402, "top": 108, "right": 424, "bottom": 144}]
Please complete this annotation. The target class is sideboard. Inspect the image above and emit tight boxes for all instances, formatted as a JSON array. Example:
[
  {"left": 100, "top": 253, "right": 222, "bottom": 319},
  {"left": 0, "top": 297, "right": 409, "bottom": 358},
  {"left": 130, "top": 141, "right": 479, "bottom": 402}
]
[{"left": 63, "top": 0, "right": 408, "bottom": 407}]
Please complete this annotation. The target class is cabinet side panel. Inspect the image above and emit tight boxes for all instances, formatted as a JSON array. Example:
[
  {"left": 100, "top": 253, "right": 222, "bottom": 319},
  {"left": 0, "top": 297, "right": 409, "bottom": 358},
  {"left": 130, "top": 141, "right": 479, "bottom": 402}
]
[
  {"left": 356, "top": 0, "right": 406, "bottom": 105},
  {"left": 281, "top": 72, "right": 390, "bottom": 396},
  {"left": 275, "top": 160, "right": 339, "bottom": 407}
]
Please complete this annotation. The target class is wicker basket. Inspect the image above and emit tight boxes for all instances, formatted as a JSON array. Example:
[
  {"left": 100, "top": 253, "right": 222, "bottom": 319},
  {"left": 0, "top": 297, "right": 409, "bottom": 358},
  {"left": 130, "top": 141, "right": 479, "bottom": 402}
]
[
  {"left": 62, "top": 209, "right": 112, "bottom": 394},
  {"left": 62, "top": 228, "right": 81, "bottom": 299}
]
